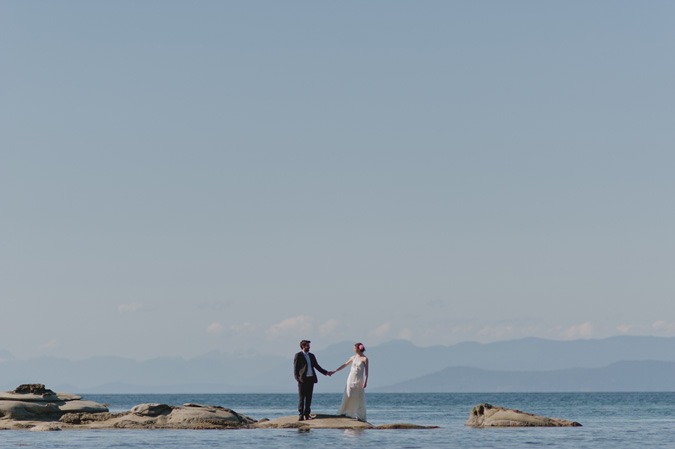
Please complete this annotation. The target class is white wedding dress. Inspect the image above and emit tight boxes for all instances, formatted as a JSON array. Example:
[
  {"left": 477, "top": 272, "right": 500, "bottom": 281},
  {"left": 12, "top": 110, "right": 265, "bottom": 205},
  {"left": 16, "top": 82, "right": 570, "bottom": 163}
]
[{"left": 336, "top": 355, "right": 367, "bottom": 421}]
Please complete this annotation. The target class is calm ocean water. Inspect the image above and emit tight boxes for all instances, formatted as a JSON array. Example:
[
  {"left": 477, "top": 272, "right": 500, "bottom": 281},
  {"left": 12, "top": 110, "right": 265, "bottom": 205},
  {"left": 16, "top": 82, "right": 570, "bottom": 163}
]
[{"left": 3, "top": 392, "right": 675, "bottom": 448}]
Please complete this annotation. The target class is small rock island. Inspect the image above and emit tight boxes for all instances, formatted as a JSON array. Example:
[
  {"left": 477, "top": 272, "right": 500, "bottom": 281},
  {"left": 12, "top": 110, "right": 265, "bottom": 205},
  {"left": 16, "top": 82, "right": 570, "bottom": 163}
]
[{"left": 0, "top": 384, "right": 435, "bottom": 431}]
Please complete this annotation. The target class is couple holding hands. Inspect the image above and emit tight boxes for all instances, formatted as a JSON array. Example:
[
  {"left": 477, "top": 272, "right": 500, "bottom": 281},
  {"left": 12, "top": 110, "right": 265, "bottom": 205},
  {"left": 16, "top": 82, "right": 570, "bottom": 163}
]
[{"left": 293, "top": 340, "right": 369, "bottom": 422}]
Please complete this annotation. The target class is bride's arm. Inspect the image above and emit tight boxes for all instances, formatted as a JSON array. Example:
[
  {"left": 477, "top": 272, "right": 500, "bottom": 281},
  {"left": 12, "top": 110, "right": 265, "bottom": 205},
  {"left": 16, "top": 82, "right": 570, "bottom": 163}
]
[
  {"left": 333, "top": 358, "right": 352, "bottom": 374},
  {"left": 363, "top": 358, "right": 369, "bottom": 388}
]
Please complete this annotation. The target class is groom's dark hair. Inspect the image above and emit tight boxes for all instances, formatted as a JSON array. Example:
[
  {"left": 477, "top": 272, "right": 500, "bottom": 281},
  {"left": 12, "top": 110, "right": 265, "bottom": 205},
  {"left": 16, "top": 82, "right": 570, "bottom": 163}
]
[{"left": 300, "top": 340, "right": 311, "bottom": 349}]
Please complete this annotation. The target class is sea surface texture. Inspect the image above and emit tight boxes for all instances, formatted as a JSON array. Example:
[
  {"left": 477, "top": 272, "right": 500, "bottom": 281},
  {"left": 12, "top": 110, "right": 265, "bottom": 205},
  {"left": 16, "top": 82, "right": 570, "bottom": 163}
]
[{"left": 3, "top": 392, "right": 674, "bottom": 448}]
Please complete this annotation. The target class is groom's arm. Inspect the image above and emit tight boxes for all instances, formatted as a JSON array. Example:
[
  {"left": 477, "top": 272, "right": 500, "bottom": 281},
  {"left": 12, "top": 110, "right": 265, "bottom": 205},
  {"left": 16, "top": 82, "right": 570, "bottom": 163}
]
[
  {"left": 311, "top": 354, "right": 329, "bottom": 376},
  {"left": 293, "top": 353, "right": 302, "bottom": 382}
]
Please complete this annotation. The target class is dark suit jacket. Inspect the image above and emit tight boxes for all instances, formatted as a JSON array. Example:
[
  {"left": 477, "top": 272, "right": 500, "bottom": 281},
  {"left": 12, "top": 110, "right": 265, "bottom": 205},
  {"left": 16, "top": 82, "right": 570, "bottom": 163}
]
[{"left": 294, "top": 351, "right": 328, "bottom": 384}]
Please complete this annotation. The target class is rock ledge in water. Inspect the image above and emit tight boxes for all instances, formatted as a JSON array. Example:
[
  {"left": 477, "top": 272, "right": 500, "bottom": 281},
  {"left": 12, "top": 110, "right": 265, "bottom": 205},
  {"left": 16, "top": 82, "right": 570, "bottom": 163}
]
[
  {"left": 465, "top": 403, "right": 582, "bottom": 428},
  {"left": 255, "top": 414, "right": 373, "bottom": 429},
  {"left": 255, "top": 414, "right": 438, "bottom": 430}
]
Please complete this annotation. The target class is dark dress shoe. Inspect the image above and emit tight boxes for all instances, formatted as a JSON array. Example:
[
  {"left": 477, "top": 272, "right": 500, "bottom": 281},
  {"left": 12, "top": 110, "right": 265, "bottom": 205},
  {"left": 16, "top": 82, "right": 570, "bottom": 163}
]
[
  {"left": 298, "top": 415, "right": 305, "bottom": 421},
  {"left": 305, "top": 415, "right": 314, "bottom": 420}
]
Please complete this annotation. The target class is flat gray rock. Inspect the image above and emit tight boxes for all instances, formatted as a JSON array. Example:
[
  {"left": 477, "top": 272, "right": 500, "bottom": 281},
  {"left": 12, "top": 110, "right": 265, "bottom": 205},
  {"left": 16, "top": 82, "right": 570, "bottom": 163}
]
[
  {"left": 58, "top": 400, "right": 109, "bottom": 414},
  {"left": 131, "top": 403, "right": 173, "bottom": 416},
  {"left": 0, "top": 400, "right": 61, "bottom": 419}
]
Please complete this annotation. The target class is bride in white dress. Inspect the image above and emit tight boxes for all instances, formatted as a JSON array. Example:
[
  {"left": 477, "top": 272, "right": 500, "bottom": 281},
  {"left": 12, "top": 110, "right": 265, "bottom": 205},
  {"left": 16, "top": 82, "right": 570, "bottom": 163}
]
[{"left": 331, "top": 343, "right": 369, "bottom": 422}]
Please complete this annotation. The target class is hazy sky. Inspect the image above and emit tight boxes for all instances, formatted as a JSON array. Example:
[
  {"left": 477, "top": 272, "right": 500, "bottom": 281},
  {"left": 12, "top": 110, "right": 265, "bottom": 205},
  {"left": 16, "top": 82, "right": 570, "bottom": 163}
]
[{"left": 2, "top": 1, "right": 674, "bottom": 361}]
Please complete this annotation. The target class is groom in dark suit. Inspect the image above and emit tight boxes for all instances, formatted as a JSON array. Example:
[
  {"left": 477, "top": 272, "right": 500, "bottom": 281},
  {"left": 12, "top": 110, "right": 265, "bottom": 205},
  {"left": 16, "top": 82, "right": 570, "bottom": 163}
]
[{"left": 294, "top": 339, "right": 330, "bottom": 421}]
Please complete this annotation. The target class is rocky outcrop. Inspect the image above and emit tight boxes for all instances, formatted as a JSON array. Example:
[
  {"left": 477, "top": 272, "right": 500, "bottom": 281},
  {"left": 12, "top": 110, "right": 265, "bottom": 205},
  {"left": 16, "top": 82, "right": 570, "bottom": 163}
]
[
  {"left": 465, "top": 403, "right": 582, "bottom": 428},
  {"left": 0, "top": 384, "right": 82, "bottom": 402},
  {"left": 2, "top": 401, "right": 257, "bottom": 430},
  {"left": 81, "top": 403, "right": 258, "bottom": 429},
  {"left": 0, "top": 384, "right": 258, "bottom": 430},
  {"left": 0, "top": 384, "right": 327, "bottom": 431},
  {"left": 12, "top": 384, "right": 56, "bottom": 396},
  {"left": 58, "top": 403, "right": 257, "bottom": 429},
  {"left": 0, "top": 384, "right": 108, "bottom": 421}
]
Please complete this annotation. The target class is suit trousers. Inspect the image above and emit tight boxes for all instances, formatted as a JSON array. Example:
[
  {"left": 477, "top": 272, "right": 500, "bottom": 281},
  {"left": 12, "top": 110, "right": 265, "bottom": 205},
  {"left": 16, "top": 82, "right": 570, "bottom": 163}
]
[{"left": 297, "top": 378, "right": 316, "bottom": 417}]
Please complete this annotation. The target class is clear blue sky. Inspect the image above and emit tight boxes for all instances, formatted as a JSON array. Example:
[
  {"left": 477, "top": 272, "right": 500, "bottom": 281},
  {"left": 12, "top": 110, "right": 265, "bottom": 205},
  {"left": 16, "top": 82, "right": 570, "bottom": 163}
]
[{"left": 2, "top": 0, "right": 674, "bottom": 360}]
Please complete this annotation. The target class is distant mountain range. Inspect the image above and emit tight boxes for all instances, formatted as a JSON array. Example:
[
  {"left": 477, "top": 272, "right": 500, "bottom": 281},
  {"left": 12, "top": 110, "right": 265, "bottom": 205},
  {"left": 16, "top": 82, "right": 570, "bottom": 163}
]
[
  {"left": 373, "top": 360, "right": 675, "bottom": 392},
  {"left": 2, "top": 336, "right": 675, "bottom": 393}
]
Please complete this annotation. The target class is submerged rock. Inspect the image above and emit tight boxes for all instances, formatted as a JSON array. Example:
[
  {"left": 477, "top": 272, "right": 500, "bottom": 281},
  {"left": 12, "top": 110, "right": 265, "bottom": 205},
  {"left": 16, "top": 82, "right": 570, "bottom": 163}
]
[
  {"left": 255, "top": 414, "right": 373, "bottom": 429},
  {"left": 254, "top": 414, "right": 437, "bottom": 430},
  {"left": 465, "top": 403, "right": 582, "bottom": 428},
  {"left": 29, "top": 423, "right": 62, "bottom": 431},
  {"left": 374, "top": 423, "right": 439, "bottom": 429}
]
